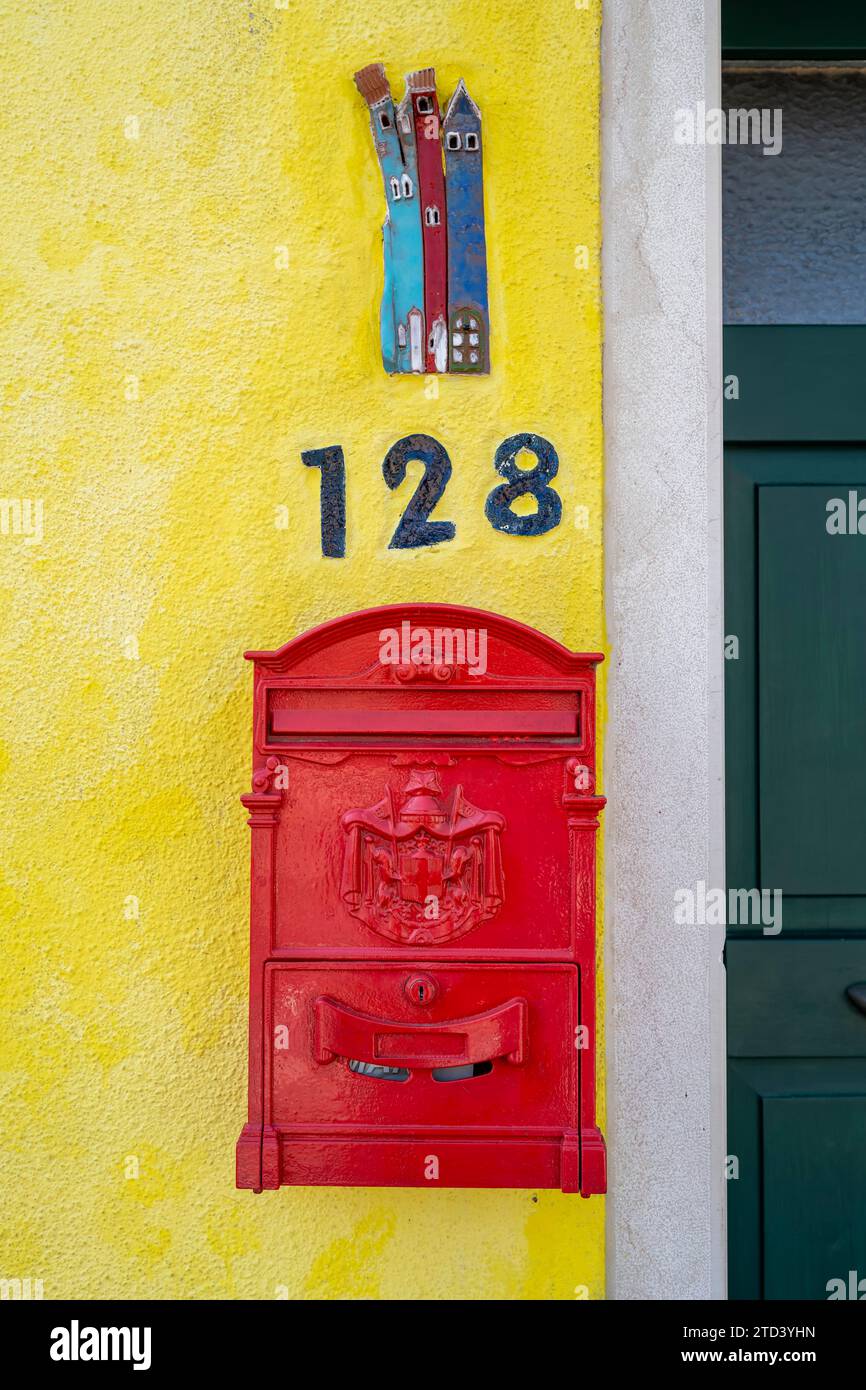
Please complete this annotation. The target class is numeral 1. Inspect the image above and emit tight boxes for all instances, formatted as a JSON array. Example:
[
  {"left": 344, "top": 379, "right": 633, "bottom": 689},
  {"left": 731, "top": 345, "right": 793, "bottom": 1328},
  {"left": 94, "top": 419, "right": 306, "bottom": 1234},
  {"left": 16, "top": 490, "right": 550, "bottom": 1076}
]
[{"left": 302, "top": 445, "right": 346, "bottom": 558}]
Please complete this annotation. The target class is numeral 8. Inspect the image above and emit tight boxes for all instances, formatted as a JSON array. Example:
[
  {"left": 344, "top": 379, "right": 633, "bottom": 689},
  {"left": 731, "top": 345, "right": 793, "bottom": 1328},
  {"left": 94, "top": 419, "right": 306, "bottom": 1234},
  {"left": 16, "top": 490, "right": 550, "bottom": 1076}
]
[{"left": 484, "top": 432, "right": 562, "bottom": 537}]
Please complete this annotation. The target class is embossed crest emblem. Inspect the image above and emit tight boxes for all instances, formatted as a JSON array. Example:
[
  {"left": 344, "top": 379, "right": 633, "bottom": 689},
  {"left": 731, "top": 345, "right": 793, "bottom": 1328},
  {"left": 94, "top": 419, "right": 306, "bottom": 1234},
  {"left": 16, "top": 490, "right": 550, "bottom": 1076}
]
[{"left": 340, "top": 768, "right": 505, "bottom": 944}]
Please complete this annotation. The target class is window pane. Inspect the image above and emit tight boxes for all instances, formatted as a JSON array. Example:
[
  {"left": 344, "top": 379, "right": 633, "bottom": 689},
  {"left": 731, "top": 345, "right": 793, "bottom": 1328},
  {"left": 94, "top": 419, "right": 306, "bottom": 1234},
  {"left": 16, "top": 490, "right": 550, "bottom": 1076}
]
[{"left": 723, "top": 69, "right": 866, "bottom": 324}]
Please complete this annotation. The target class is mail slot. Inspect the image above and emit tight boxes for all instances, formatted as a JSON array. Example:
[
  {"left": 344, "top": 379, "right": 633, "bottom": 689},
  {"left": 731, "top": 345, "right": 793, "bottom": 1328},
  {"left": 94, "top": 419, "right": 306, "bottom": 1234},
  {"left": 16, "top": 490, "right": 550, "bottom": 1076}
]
[
  {"left": 236, "top": 604, "right": 606, "bottom": 1194},
  {"left": 270, "top": 708, "right": 578, "bottom": 738}
]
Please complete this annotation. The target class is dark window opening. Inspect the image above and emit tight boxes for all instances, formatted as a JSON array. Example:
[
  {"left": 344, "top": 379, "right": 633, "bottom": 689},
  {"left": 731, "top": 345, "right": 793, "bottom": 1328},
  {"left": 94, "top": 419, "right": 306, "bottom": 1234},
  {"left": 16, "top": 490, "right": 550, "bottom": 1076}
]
[
  {"left": 431, "top": 1061, "right": 493, "bottom": 1082},
  {"left": 347, "top": 1058, "right": 409, "bottom": 1081}
]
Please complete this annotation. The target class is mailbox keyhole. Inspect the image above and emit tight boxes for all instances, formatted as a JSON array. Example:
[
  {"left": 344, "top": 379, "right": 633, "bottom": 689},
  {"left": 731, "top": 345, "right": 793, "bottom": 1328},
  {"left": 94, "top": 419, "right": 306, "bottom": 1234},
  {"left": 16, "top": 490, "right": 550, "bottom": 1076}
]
[{"left": 404, "top": 973, "right": 438, "bottom": 1006}]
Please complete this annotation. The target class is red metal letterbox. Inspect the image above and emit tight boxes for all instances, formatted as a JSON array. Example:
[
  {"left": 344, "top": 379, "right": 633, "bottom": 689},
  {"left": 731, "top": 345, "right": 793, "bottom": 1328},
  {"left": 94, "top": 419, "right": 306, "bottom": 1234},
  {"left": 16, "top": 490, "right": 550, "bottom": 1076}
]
[{"left": 236, "top": 604, "right": 606, "bottom": 1194}]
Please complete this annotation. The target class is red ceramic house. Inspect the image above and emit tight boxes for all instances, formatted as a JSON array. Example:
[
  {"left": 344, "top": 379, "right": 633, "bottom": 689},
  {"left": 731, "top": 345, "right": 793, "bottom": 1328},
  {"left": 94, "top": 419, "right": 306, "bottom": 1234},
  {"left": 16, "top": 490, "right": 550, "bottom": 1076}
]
[{"left": 407, "top": 69, "right": 449, "bottom": 373}]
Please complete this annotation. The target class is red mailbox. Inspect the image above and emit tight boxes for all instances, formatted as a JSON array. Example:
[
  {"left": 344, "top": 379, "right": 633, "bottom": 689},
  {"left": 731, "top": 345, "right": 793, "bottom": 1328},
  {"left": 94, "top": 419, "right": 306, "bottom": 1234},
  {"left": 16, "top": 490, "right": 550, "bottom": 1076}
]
[{"left": 236, "top": 604, "right": 606, "bottom": 1194}]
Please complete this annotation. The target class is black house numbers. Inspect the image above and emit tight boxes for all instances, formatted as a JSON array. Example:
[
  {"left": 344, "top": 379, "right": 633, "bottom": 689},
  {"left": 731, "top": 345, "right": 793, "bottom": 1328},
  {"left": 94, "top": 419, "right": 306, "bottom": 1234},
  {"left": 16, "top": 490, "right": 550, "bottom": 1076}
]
[{"left": 302, "top": 432, "right": 563, "bottom": 558}]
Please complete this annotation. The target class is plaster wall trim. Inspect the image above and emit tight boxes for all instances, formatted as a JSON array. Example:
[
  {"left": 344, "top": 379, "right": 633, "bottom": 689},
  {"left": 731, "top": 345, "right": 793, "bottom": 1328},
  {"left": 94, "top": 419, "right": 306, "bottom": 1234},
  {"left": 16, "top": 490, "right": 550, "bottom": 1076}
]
[{"left": 601, "top": 0, "right": 726, "bottom": 1299}]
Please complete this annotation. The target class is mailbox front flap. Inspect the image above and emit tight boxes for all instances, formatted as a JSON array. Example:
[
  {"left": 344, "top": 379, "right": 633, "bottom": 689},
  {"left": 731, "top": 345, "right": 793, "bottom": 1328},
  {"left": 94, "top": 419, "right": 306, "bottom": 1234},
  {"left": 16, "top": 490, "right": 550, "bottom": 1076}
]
[{"left": 266, "top": 962, "right": 578, "bottom": 1129}]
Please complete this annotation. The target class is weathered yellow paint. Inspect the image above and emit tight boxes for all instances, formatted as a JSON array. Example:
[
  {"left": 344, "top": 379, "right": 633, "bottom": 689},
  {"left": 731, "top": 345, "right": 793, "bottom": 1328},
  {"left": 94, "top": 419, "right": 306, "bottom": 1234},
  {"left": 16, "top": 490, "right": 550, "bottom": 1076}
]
[{"left": 0, "top": 0, "right": 603, "bottom": 1299}]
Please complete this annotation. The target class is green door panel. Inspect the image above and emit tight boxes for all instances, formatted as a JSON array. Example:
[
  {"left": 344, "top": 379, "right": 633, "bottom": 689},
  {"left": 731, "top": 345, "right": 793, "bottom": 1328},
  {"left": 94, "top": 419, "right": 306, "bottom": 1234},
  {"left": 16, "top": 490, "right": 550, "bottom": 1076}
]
[
  {"left": 725, "top": 328, "right": 866, "bottom": 440},
  {"left": 759, "top": 485, "right": 866, "bottom": 895},
  {"left": 764, "top": 1096, "right": 866, "bottom": 1299},
  {"left": 726, "top": 448, "right": 866, "bottom": 934},
  {"left": 728, "top": 941, "right": 866, "bottom": 1056},
  {"left": 728, "top": 1059, "right": 866, "bottom": 1300}
]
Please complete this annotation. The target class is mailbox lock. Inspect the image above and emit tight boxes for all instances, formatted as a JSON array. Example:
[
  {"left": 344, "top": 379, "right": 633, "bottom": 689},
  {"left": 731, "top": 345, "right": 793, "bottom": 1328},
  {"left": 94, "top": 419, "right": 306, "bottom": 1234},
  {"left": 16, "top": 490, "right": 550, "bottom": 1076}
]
[{"left": 404, "top": 973, "right": 438, "bottom": 1006}]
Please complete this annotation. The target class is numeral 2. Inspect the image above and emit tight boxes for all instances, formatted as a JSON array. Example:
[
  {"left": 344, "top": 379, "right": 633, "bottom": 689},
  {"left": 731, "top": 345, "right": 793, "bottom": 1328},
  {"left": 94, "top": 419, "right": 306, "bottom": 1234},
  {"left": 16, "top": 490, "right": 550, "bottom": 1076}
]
[{"left": 382, "top": 434, "right": 456, "bottom": 550}]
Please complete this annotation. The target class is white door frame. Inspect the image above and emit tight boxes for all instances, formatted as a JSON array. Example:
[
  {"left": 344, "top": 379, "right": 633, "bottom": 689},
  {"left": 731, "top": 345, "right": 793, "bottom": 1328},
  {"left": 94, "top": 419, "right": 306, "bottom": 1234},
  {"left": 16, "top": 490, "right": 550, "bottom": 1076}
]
[{"left": 601, "top": 0, "right": 726, "bottom": 1299}]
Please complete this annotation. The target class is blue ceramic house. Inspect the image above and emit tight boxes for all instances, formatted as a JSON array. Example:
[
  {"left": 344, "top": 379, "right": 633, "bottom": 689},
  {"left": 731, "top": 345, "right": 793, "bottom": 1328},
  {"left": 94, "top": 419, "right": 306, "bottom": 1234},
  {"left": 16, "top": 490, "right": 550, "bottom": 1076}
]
[
  {"left": 443, "top": 78, "right": 489, "bottom": 373},
  {"left": 393, "top": 86, "right": 427, "bottom": 372},
  {"left": 354, "top": 64, "right": 425, "bottom": 374}
]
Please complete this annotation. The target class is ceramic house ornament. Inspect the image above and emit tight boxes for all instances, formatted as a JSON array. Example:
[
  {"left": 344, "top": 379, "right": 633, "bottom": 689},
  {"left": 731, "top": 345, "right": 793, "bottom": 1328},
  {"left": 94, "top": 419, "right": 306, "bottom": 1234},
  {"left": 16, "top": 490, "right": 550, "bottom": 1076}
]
[
  {"left": 354, "top": 63, "right": 425, "bottom": 375},
  {"left": 354, "top": 63, "right": 490, "bottom": 375},
  {"left": 443, "top": 79, "right": 489, "bottom": 373}
]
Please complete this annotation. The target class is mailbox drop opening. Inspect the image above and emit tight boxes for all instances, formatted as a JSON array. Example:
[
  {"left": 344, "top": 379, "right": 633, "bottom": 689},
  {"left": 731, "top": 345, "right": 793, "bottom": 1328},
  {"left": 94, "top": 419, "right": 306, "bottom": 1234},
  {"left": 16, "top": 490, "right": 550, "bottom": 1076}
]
[
  {"left": 432, "top": 1061, "right": 493, "bottom": 1082},
  {"left": 344, "top": 1058, "right": 494, "bottom": 1082},
  {"left": 266, "top": 687, "right": 583, "bottom": 746},
  {"left": 347, "top": 1059, "right": 409, "bottom": 1082}
]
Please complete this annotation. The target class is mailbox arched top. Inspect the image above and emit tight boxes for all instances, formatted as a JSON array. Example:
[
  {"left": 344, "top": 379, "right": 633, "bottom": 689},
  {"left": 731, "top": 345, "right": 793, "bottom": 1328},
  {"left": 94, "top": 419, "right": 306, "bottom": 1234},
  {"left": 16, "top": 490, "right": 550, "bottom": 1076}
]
[{"left": 245, "top": 603, "right": 603, "bottom": 684}]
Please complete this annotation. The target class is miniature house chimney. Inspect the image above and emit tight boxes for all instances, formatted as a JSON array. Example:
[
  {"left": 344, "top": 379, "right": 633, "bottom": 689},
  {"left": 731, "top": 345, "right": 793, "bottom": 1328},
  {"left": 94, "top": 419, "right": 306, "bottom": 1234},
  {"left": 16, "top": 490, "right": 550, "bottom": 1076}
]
[{"left": 353, "top": 62, "right": 391, "bottom": 108}]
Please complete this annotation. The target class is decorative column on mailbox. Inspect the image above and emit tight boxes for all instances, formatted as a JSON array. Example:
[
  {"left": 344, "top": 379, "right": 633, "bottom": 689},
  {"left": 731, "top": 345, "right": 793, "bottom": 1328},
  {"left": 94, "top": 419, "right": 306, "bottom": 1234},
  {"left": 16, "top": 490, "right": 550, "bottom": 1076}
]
[{"left": 236, "top": 604, "right": 606, "bottom": 1194}]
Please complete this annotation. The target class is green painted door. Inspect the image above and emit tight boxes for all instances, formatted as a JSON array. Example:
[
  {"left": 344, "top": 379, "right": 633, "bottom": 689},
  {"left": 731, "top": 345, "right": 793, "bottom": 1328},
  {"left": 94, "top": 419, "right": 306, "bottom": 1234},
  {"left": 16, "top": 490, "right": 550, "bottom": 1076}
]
[
  {"left": 723, "top": 4, "right": 866, "bottom": 1300},
  {"left": 725, "top": 351, "right": 866, "bottom": 1298}
]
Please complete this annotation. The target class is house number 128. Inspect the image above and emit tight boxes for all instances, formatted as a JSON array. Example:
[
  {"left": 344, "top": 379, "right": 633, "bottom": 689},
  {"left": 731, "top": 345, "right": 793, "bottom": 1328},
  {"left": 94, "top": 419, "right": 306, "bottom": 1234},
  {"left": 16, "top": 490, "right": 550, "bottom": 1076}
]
[{"left": 302, "top": 431, "right": 563, "bottom": 558}]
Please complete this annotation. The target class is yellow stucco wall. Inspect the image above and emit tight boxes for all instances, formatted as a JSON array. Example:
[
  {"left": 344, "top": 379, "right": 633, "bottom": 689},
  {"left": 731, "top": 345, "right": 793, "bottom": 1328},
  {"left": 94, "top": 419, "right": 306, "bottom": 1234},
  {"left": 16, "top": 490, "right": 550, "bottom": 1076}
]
[{"left": 0, "top": 0, "right": 603, "bottom": 1298}]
